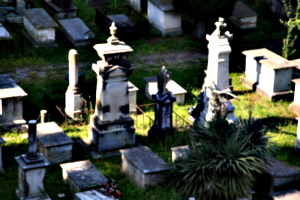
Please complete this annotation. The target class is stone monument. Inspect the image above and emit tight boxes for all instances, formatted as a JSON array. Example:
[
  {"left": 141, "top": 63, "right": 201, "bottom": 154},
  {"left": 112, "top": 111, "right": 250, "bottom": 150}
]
[
  {"left": 65, "top": 49, "right": 83, "bottom": 119},
  {"left": 89, "top": 22, "right": 135, "bottom": 152},
  {"left": 148, "top": 67, "right": 176, "bottom": 139},
  {"left": 43, "top": 0, "right": 77, "bottom": 19},
  {"left": 15, "top": 120, "right": 51, "bottom": 200},
  {"left": 206, "top": 17, "right": 233, "bottom": 91}
]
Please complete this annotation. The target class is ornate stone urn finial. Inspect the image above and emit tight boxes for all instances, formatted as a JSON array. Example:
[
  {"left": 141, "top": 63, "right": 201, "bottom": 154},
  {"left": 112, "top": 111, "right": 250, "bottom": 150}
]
[{"left": 107, "top": 22, "right": 120, "bottom": 45}]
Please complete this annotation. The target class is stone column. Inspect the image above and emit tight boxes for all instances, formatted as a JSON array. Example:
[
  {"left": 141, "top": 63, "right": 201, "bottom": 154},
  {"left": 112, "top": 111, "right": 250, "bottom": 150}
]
[
  {"left": 40, "top": 110, "right": 47, "bottom": 123},
  {"left": 15, "top": 120, "right": 51, "bottom": 200},
  {"left": 89, "top": 23, "right": 135, "bottom": 152},
  {"left": 65, "top": 49, "right": 83, "bottom": 119}
]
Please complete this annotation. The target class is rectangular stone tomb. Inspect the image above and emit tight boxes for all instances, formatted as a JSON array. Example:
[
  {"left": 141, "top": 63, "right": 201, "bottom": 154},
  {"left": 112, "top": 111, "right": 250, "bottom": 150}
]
[
  {"left": 0, "top": 23, "right": 12, "bottom": 40},
  {"left": 42, "top": 0, "right": 77, "bottom": 19},
  {"left": 229, "top": 1, "right": 258, "bottom": 29},
  {"left": 143, "top": 76, "right": 187, "bottom": 105},
  {"left": 0, "top": 6, "right": 22, "bottom": 24},
  {"left": 23, "top": 8, "right": 59, "bottom": 47},
  {"left": 128, "top": 81, "right": 139, "bottom": 113},
  {"left": 36, "top": 122, "right": 73, "bottom": 164},
  {"left": 147, "top": 0, "right": 182, "bottom": 36},
  {"left": 60, "top": 160, "right": 108, "bottom": 193},
  {"left": 0, "top": 74, "right": 27, "bottom": 128},
  {"left": 266, "top": 157, "right": 300, "bottom": 193},
  {"left": 0, "top": 136, "right": 5, "bottom": 173},
  {"left": 58, "top": 18, "right": 95, "bottom": 47},
  {"left": 74, "top": 190, "right": 113, "bottom": 200},
  {"left": 120, "top": 146, "right": 169, "bottom": 188}
]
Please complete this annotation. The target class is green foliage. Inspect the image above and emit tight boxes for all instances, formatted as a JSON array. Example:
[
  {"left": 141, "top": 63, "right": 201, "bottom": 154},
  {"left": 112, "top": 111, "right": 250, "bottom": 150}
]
[{"left": 167, "top": 103, "right": 271, "bottom": 199}]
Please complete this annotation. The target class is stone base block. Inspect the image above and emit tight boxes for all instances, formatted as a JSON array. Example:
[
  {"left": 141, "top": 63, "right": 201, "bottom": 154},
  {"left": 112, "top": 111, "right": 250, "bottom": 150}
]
[
  {"left": 256, "top": 85, "right": 293, "bottom": 101},
  {"left": 89, "top": 116, "right": 135, "bottom": 152},
  {"left": 60, "top": 160, "right": 108, "bottom": 193},
  {"left": 241, "top": 76, "right": 258, "bottom": 91},
  {"left": 120, "top": 146, "right": 169, "bottom": 188},
  {"left": 15, "top": 189, "right": 51, "bottom": 200},
  {"left": 43, "top": 1, "right": 77, "bottom": 19},
  {"left": 289, "top": 103, "right": 300, "bottom": 117},
  {"left": 37, "top": 142, "right": 72, "bottom": 165},
  {"left": 22, "top": 30, "right": 58, "bottom": 48},
  {"left": 74, "top": 190, "right": 114, "bottom": 200}
]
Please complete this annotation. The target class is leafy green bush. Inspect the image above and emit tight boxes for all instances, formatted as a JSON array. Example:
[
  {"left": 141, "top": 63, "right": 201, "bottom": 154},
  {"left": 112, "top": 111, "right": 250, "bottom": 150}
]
[{"left": 166, "top": 96, "right": 271, "bottom": 200}]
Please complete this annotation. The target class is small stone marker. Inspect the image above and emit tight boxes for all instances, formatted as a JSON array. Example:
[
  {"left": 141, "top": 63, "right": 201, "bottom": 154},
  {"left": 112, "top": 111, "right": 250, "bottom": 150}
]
[
  {"left": 148, "top": 0, "right": 182, "bottom": 36},
  {"left": 15, "top": 120, "right": 51, "bottom": 200},
  {"left": 0, "top": 136, "right": 6, "bottom": 172},
  {"left": 74, "top": 190, "right": 114, "bottom": 200},
  {"left": 58, "top": 18, "right": 94, "bottom": 47},
  {"left": 36, "top": 122, "right": 74, "bottom": 164},
  {"left": 143, "top": 76, "right": 187, "bottom": 105},
  {"left": 0, "top": 74, "right": 27, "bottom": 129},
  {"left": 0, "top": 23, "right": 12, "bottom": 39},
  {"left": 272, "top": 189, "right": 300, "bottom": 200},
  {"left": 229, "top": 1, "right": 258, "bottom": 29},
  {"left": 22, "top": 8, "right": 59, "bottom": 47},
  {"left": 60, "top": 160, "right": 108, "bottom": 193},
  {"left": 120, "top": 146, "right": 169, "bottom": 188}
]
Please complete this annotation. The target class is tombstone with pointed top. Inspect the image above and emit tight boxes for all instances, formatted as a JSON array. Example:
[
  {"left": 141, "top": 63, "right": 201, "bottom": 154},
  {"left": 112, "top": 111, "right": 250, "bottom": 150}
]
[
  {"left": 15, "top": 120, "right": 51, "bottom": 200},
  {"left": 206, "top": 17, "right": 232, "bottom": 91},
  {"left": 89, "top": 23, "right": 135, "bottom": 152},
  {"left": 148, "top": 67, "right": 176, "bottom": 139}
]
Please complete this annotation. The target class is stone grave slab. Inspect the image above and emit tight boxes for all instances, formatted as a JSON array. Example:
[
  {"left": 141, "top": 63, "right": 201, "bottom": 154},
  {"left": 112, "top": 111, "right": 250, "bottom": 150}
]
[
  {"left": 0, "top": 6, "right": 14, "bottom": 22},
  {"left": 0, "top": 74, "right": 27, "bottom": 128},
  {"left": 143, "top": 76, "right": 187, "bottom": 105},
  {"left": 107, "top": 14, "right": 130, "bottom": 23},
  {"left": 0, "top": 23, "right": 12, "bottom": 39},
  {"left": 0, "top": 136, "right": 5, "bottom": 172},
  {"left": 148, "top": 0, "right": 182, "bottom": 36},
  {"left": 267, "top": 157, "right": 300, "bottom": 193},
  {"left": 120, "top": 146, "right": 169, "bottom": 188},
  {"left": 74, "top": 190, "right": 113, "bottom": 200},
  {"left": 58, "top": 18, "right": 94, "bottom": 47},
  {"left": 0, "top": 6, "right": 22, "bottom": 23},
  {"left": 43, "top": 0, "right": 77, "bottom": 19},
  {"left": 272, "top": 189, "right": 300, "bottom": 200},
  {"left": 128, "top": 81, "right": 139, "bottom": 113},
  {"left": 60, "top": 160, "right": 108, "bottom": 193},
  {"left": 36, "top": 122, "right": 73, "bottom": 164},
  {"left": 23, "top": 8, "right": 59, "bottom": 47},
  {"left": 229, "top": 1, "right": 258, "bottom": 29}
]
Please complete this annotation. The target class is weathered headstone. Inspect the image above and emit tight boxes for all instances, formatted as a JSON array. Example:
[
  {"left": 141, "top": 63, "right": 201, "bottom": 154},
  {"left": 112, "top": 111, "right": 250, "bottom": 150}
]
[
  {"left": 65, "top": 49, "right": 84, "bottom": 119},
  {"left": 147, "top": 0, "right": 182, "bottom": 36},
  {"left": 60, "top": 160, "right": 108, "bottom": 193},
  {"left": 229, "top": 1, "right": 258, "bottom": 29},
  {"left": 0, "top": 74, "right": 27, "bottom": 130},
  {"left": 148, "top": 67, "right": 176, "bottom": 139},
  {"left": 15, "top": 120, "right": 51, "bottom": 200},
  {"left": 120, "top": 146, "right": 169, "bottom": 188},
  {"left": 206, "top": 17, "right": 233, "bottom": 91},
  {"left": 0, "top": 136, "right": 5, "bottom": 172},
  {"left": 89, "top": 23, "right": 135, "bottom": 152},
  {"left": 23, "top": 8, "right": 59, "bottom": 47},
  {"left": 143, "top": 75, "right": 187, "bottom": 105},
  {"left": 43, "top": 0, "right": 77, "bottom": 19},
  {"left": 36, "top": 122, "right": 74, "bottom": 164}
]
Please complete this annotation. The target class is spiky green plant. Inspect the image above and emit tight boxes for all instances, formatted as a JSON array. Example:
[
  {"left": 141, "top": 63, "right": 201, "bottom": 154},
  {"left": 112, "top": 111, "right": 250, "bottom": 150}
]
[{"left": 166, "top": 95, "right": 271, "bottom": 200}]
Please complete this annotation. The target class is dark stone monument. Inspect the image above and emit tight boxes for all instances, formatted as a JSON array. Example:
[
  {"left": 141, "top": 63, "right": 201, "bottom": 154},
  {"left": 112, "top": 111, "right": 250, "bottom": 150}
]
[
  {"left": 148, "top": 66, "right": 176, "bottom": 139},
  {"left": 15, "top": 120, "right": 51, "bottom": 200},
  {"left": 43, "top": 0, "right": 77, "bottom": 19}
]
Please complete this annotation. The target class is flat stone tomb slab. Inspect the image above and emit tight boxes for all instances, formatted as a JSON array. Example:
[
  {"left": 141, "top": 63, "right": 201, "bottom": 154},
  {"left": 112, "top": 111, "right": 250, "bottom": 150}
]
[
  {"left": 0, "top": 23, "right": 12, "bottom": 39},
  {"left": 229, "top": 1, "right": 258, "bottom": 29},
  {"left": 0, "top": 74, "right": 27, "bottom": 127},
  {"left": 128, "top": 81, "right": 139, "bottom": 113},
  {"left": 120, "top": 146, "right": 169, "bottom": 188},
  {"left": 58, "top": 18, "right": 94, "bottom": 47},
  {"left": 36, "top": 122, "right": 73, "bottom": 164},
  {"left": 60, "top": 160, "right": 108, "bottom": 193},
  {"left": 43, "top": 0, "right": 77, "bottom": 19},
  {"left": 74, "top": 190, "right": 113, "bottom": 200},
  {"left": 143, "top": 76, "right": 187, "bottom": 104},
  {"left": 22, "top": 8, "right": 58, "bottom": 47},
  {"left": 107, "top": 14, "right": 130, "bottom": 23}
]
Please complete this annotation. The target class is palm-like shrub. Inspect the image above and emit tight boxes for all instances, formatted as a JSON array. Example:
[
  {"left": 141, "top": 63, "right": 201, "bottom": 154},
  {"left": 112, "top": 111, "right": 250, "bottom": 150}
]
[{"left": 166, "top": 106, "right": 271, "bottom": 200}]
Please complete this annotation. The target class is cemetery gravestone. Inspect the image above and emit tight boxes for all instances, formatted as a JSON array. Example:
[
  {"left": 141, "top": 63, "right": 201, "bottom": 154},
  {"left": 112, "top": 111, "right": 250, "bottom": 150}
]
[
  {"left": 147, "top": 0, "right": 182, "bottom": 36},
  {"left": 15, "top": 120, "right": 51, "bottom": 200},
  {"left": 36, "top": 122, "right": 74, "bottom": 164},
  {"left": 43, "top": 0, "right": 77, "bottom": 19},
  {"left": 0, "top": 74, "right": 27, "bottom": 130},
  {"left": 148, "top": 67, "right": 176, "bottom": 139},
  {"left": 229, "top": 1, "right": 258, "bottom": 29},
  {"left": 23, "top": 8, "right": 59, "bottom": 47},
  {"left": 60, "top": 160, "right": 108, "bottom": 193},
  {"left": 89, "top": 23, "right": 135, "bottom": 152},
  {"left": 120, "top": 146, "right": 169, "bottom": 188}
]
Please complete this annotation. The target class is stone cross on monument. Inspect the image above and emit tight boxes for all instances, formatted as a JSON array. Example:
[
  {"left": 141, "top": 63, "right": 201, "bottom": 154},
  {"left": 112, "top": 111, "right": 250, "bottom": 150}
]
[{"left": 89, "top": 22, "right": 135, "bottom": 152}]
